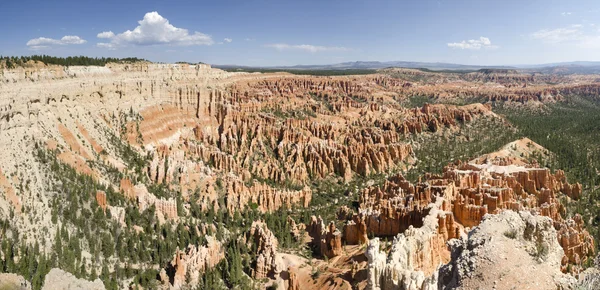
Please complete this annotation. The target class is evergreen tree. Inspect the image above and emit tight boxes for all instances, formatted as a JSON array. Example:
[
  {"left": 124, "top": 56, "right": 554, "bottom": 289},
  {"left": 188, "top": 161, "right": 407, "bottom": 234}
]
[{"left": 80, "top": 257, "right": 87, "bottom": 278}]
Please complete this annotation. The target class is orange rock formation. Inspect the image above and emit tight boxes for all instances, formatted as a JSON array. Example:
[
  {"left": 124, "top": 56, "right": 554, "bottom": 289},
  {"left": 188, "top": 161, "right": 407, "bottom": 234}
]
[
  {"left": 95, "top": 190, "right": 107, "bottom": 211},
  {"left": 247, "top": 221, "right": 281, "bottom": 279},
  {"left": 308, "top": 216, "right": 343, "bottom": 258},
  {"left": 347, "top": 157, "right": 594, "bottom": 273}
]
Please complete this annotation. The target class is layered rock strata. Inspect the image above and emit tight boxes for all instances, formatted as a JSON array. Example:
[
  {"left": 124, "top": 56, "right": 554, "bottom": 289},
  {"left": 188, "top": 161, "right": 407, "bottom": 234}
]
[{"left": 349, "top": 157, "right": 593, "bottom": 272}]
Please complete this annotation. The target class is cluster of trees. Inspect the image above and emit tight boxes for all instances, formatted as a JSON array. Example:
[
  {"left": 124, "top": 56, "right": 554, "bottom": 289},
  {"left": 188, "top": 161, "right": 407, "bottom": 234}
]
[
  {"left": 0, "top": 220, "right": 49, "bottom": 289},
  {"left": 28, "top": 136, "right": 308, "bottom": 289},
  {"left": 405, "top": 116, "right": 519, "bottom": 182},
  {"left": 0, "top": 55, "right": 146, "bottom": 68},
  {"left": 264, "top": 208, "right": 300, "bottom": 249},
  {"left": 33, "top": 145, "right": 209, "bottom": 289},
  {"left": 261, "top": 107, "right": 317, "bottom": 120}
]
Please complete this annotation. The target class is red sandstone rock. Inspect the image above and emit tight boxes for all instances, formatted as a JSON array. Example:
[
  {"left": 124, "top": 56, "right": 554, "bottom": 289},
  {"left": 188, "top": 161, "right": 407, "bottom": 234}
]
[{"left": 308, "top": 216, "right": 343, "bottom": 258}]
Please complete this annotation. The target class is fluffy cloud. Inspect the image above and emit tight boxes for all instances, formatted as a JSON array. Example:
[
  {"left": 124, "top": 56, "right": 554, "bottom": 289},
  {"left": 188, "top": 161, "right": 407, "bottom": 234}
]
[
  {"left": 97, "top": 31, "right": 115, "bottom": 39},
  {"left": 224, "top": 38, "right": 232, "bottom": 43},
  {"left": 60, "top": 36, "right": 87, "bottom": 44},
  {"left": 26, "top": 35, "right": 87, "bottom": 49},
  {"left": 265, "top": 43, "right": 349, "bottom": 52},
  {"left": 96, "top": 11, "right": 213, "bottom": 49},
  {"left": 447, "top": 37, "right": 498, "bottom": 50},
  {"left": 561, "top": 12, "right": 572, "bottom": 16}
]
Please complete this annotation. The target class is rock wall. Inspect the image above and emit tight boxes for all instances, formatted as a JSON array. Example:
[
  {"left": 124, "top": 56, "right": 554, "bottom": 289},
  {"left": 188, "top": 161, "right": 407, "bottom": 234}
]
[
  {"left": 1, "top": 61, "right": 598, "bottom": 289},
  {"left": 308, "top": 216, "right": 343, "bottom": 258},
  {"left": 349, "top": 156, "right": 594, "bottom": 272},
  {"left": 0, "top": 62, "right": 237, "bottom": 248},
  {"left": 366, "top": 208, "right": 580, "bottom": 290},
  {"left": 0, "top": 65, "right": 505, "bottom": 249},
  {"left": 287, "top": 266, "right": 301, "bottom": 290},
  {"left": 365, "top": 198, "right": 450, "bottom": 290},
  {"left": 163, "top": 236, "right": 224, "bottom": 289},
  {"left": 246, "top": 221, "right": 282, "bottom": 279}
]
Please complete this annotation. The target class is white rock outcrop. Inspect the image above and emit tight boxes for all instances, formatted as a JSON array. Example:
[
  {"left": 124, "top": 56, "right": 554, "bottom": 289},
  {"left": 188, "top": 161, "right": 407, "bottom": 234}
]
[
  {"left": 366, "top": 199, "right": 448, "bottom": 290},
  {"left": 438, "top": 210, "right": 575, "bottom": 289},
  {"left": 367, "top": 209, "right": 578, "bottom": 290},
  {"left": 42, "top": 268, "right": 105, "bottom": 290},
  {"left": 0, "top": 273, "right": 32, "bottom": 290}
]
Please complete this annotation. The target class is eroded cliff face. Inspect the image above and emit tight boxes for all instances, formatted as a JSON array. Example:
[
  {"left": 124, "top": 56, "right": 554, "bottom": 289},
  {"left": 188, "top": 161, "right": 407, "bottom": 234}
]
[
  {"left": 365, "top": 198, "right": 449, "bottom": 290},
  {"left": 246, "top": 221, "right": 281, "bottom": 279},
  {"left": 308, "top": 216, "right": 343, "bottom": 258},
  {"left": 0, "top": 63, "right": 236, "bottom": 246},
  {"left": 107, "top": 73, "right": 499, "bottom": 221},
  {"left": 0, "top": 62, "right": 596, "bottom": 289},
  {"left": 356, "top": 162, "right": 592, "bottom": 277},
  {"left": 356, "top": 139, "right": 594, "bottom": 290},
  {"left": 364, "top": 192, "right": 586, "bottom": 290},
  {"left": 161, "top": 236, "right": 225, "bottom": 289}
]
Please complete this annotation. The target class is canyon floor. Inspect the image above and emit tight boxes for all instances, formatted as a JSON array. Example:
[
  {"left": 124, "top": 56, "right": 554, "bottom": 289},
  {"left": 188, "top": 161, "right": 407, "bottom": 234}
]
[{"left": 1, "top": 61, "right": 600, "bottom": 289}]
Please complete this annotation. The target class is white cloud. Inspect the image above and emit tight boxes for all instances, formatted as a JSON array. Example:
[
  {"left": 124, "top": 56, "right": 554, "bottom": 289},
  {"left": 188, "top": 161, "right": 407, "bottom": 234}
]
[
  {"left": 224, "top": 38, "right": 232, "bottom": 43},
  {"left": 28, "top": 46, "right": 49, "bottom": 51},
  {"left": 531, "top": 26, "right": 581, "bottom": 43},
  {"left": 561, "top": 12, "right": 572, "bottom": 16},
  {"left": 60, "top": 36, "right": 87, "bottom": 44},
  {"left": 245, "top": 38, "right": 255, "bottom": 41},
  {"left": 97, "top": 31, "right": 115, "bottom": 39},
  {"left": 531, "top": 24, "right": 600, "bottom": 48},
  {"left": 27, "top": 37, "right": 60, "bottom": 46},
  {"left": 265, "top": 43, "right": 349, "bottom": 52},
  {"left": 447, "top": 37, "right": 498, "bottom": 50},
  {"left": 26, "top": 35, "right": 87, "bottom": 48},
  {"left": 96, "top": 11, "right": 213, "bottom": 49},
  {"left": 97, "top": 42, "right": 117, "bottom": 50}
]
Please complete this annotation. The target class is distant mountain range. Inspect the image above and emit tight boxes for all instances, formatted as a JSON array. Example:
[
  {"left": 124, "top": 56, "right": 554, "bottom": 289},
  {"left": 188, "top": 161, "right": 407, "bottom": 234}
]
[
  {"left": 215, "top": 61, "right": 512, "bottom": 71},
  {"left": 513, "top": 61, "right": 600, "bottom": 69},
  {"left": 214, "top": 60, "right": 600, "bottom": 74}
]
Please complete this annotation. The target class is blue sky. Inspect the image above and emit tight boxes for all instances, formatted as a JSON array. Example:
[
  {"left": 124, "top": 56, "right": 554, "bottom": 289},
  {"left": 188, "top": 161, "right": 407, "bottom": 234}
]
[{"left": 1, "top": 0, "right": 600, "bottom": 66}]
